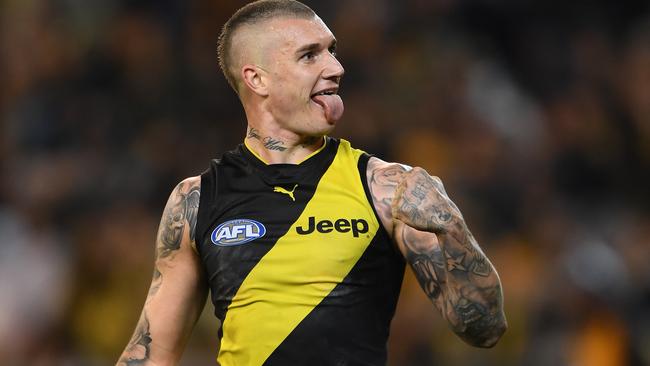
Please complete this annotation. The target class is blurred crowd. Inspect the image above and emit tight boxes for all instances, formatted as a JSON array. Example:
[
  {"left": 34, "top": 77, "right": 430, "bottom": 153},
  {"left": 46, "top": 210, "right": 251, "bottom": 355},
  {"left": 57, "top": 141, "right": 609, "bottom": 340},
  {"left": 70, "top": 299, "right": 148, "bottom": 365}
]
[{"left": 1, "top": 0, "right": 649, "bottom": 365}]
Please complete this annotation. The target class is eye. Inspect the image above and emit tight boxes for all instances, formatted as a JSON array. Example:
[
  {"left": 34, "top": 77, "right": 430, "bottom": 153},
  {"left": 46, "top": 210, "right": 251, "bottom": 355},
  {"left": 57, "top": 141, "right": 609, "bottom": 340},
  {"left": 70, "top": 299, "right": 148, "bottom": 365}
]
[
  {"left": 329, "top": 46, "right": 337, "bottom": 57},
  {"left": 301, "top": 51, "right": 316, "bottom": 61}
]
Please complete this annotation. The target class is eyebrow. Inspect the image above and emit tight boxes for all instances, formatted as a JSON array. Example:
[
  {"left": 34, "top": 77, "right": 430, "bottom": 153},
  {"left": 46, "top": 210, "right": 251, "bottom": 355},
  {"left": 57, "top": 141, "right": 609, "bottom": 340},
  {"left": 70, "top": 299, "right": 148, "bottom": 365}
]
[{"left": 295, "top": 39, "right": 337, "bottom": 54}]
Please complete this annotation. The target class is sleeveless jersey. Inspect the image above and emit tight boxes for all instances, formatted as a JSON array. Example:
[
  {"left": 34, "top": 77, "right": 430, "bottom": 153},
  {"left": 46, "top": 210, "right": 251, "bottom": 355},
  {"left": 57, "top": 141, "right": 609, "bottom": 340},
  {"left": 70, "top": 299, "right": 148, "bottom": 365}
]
[{"left": 195, "top": 137, "right": 405, "bottom": 366}]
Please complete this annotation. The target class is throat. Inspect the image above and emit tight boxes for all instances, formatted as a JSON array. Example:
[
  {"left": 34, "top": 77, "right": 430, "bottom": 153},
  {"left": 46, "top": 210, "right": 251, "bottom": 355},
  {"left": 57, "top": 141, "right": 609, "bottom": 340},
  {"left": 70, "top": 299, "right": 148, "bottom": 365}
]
[{"left": 244, "top": 133, "right": 326, "bottom": 165}]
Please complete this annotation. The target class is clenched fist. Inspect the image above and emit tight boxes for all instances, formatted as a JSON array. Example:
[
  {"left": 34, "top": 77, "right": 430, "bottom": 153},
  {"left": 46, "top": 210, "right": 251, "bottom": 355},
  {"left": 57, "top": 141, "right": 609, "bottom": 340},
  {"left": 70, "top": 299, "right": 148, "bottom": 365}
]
[{"left": 391, "top": 167, "right": 462, "bottom": 234}]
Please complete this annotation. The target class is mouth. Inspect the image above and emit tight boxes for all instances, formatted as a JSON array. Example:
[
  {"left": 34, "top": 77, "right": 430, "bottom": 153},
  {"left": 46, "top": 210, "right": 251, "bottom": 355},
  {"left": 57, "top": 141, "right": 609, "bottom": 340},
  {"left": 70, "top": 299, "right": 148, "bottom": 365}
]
[
  {"left": 309, "top": 86, "right": 344, "bottom": 123},
  {"left": 310, "top": 87, "right": 339, "bottom": 99}
]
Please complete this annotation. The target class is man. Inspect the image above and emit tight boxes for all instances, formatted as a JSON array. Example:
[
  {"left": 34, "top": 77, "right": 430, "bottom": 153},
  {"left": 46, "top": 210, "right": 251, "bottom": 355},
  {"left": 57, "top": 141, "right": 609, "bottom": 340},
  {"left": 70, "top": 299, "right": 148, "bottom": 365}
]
[{"left": 117, "top": 1, "right": 506, "bottom": 365}]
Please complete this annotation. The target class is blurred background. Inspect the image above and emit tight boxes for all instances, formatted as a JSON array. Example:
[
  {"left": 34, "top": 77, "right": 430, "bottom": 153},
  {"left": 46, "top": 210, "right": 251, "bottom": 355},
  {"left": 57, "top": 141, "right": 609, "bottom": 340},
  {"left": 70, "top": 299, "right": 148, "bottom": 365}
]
[{"left": 1, "top": 0, "right": 649, "bottom": 365}]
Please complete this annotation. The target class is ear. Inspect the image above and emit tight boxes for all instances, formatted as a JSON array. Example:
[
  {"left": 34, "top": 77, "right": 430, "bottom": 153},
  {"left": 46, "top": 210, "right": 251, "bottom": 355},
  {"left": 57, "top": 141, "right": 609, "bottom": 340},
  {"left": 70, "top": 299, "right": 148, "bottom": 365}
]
[{"left": 241, "top": 65, "right": 269, "bottom": 97}]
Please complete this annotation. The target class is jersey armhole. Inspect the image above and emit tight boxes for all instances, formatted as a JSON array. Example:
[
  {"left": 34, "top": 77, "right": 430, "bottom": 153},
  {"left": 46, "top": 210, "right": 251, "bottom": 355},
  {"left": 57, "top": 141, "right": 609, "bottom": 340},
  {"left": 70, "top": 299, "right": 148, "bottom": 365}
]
[{"left": 195, "top": 159, "right": 219, "bottom": 257}]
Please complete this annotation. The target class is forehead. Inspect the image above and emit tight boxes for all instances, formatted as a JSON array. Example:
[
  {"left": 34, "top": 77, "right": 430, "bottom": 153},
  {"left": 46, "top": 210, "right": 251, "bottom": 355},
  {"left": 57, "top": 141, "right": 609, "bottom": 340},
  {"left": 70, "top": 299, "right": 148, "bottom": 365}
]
[{"left": 261, "top": 17, "right": 335, "bottom": 51}]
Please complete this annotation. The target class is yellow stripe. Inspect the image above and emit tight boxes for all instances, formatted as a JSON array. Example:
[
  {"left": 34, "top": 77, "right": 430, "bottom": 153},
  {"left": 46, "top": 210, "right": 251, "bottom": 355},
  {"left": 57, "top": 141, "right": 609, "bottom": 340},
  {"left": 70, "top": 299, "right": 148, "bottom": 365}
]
[{"left": 217, "top": 140, "right": 378, "bottom": 366}]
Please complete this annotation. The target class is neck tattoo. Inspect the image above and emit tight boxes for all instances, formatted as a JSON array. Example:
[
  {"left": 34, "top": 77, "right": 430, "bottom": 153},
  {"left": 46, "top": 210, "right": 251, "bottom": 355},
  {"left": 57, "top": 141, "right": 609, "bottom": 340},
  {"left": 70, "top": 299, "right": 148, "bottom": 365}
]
[{"left": 246, "top": 127, "right": 288, "bottom": 152}]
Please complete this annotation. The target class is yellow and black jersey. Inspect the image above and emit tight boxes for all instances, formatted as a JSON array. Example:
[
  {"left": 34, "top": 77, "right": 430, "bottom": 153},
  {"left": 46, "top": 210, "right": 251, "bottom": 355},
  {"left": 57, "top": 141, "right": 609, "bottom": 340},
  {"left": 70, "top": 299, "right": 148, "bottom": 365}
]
[{"left": 195, "top": 137, "right": 405, "bottom": 366}]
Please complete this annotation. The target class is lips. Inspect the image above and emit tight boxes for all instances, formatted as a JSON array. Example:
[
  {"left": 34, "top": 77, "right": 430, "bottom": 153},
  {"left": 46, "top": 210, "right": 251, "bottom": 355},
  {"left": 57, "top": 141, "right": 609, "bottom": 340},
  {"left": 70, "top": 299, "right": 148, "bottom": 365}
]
[{"left": 311, "top": 87, "right": 344, "bottom": 123}]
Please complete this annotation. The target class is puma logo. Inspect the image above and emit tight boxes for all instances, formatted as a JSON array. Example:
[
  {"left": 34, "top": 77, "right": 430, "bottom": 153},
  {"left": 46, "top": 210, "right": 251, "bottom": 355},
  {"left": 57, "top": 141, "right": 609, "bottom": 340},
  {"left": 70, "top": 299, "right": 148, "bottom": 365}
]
[{"left": 273, "top": 184, "right": 298, "bottom": 201}]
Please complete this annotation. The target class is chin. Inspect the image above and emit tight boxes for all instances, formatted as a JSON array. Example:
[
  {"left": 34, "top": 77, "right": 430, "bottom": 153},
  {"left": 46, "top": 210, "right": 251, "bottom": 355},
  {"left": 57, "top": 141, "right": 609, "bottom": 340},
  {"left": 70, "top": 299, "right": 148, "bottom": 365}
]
[{"left": 317, "top": 118, "right": 339, "bottom": 135}]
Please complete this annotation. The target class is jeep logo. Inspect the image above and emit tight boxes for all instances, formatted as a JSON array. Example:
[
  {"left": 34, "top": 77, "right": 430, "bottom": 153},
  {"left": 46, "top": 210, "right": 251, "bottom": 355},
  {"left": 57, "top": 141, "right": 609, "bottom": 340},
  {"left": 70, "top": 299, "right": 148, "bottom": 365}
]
[{"left": 296, "top": 216, "right": 369, "bottom": 237}]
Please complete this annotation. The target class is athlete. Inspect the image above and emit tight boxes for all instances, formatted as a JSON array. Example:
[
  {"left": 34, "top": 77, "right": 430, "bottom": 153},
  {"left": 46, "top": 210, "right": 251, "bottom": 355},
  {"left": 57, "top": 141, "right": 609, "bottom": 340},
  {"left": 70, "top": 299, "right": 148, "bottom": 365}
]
[{"left": 117, "top": 1, "right": 506, "bottom": 365}]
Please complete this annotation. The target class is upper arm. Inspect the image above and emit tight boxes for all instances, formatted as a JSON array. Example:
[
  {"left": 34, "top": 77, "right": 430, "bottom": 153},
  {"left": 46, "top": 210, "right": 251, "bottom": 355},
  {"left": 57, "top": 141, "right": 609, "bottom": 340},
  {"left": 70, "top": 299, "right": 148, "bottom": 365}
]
[
  {"left": 118, "top": 176, "right": 208, "bottom": 366},
  {"left": 365, "top": 157, "right": 409, "bottom": 238},
  {"left": 366, "top": 157, "right": 443, "bottom": 268}
]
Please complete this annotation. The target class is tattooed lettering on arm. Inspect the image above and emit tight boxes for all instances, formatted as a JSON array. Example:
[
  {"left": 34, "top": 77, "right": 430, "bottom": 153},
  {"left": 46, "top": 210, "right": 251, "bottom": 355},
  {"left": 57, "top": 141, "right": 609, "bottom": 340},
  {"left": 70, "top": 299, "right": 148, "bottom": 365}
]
[{"left": 118, "top": 312, "right": 152, "bottom": 365}]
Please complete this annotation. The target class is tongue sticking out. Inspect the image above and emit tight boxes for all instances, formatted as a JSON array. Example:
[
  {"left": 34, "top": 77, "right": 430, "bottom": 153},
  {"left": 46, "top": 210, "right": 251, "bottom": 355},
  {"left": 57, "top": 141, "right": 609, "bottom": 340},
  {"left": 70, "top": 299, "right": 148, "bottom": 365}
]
[{"left": 311, "top": 94, "right": 344, "bottom": 123}]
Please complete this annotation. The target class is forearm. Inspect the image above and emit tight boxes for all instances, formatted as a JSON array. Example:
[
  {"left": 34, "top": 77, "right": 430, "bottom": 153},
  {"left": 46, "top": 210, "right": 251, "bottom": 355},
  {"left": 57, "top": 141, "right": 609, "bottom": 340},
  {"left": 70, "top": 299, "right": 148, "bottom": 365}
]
[
  {"left": 435, "top": 219, "right": 505, "bottom": 347},
  {"left": 117, "top": 279, "right": 206, "bottom": 366},
  {"left": 393, "top": 168, "right": 506, "bottom": 347}
]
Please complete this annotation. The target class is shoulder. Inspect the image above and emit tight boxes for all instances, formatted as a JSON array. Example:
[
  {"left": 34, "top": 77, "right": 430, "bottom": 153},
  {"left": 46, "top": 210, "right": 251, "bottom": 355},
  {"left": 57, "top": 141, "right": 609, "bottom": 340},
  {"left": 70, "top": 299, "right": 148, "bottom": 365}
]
[
  {"left": 364, "top": 157, "right": 412, "bottom": 236},
  {"left": 176, "top": 176, "right": 201, "bottom": 191},
  {"left": 159, "top": 176, "right": 202, "bottom": 254},
  {"left": 366, "top": 157, "right": 412, "bottom": 183},
  {"left": 167, "top": 176, "right": 201, "bottom": 206}
]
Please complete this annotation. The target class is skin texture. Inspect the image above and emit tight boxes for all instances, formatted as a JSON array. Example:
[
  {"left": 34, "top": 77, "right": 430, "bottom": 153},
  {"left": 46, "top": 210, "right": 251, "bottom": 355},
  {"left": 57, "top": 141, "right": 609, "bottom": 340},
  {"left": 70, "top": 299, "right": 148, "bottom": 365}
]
[
  {"left": 367, "top": 158, "right": 507, "bottom": 347},
  {"left": 117, "top": 177, "right": 207, "bottom": 365}
]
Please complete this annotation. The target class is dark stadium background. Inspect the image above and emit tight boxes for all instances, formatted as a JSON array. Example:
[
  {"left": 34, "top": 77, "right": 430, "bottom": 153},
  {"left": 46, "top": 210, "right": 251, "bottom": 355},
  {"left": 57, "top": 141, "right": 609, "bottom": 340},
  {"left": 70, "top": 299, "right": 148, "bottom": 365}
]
[{"left": 1, "top": 0, "right": 649, "bottom": 365}]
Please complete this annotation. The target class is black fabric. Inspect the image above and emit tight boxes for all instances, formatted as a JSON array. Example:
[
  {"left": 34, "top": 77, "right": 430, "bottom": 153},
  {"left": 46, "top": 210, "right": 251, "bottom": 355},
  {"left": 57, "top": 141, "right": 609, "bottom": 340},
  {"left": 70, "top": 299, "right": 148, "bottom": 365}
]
[
  {"left": 263, "top": 228, "right": 405, "bottom": 366},
  {"left": 195, "top": 138, "right": 339, "bottom": 323}
]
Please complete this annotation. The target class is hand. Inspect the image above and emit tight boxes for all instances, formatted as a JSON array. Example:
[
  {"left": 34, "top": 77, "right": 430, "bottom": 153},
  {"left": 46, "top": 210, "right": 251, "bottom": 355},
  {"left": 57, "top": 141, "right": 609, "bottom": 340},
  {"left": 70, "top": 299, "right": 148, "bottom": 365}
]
[{"left": 391, "top": 167, "right": 459, "bottom": 234}]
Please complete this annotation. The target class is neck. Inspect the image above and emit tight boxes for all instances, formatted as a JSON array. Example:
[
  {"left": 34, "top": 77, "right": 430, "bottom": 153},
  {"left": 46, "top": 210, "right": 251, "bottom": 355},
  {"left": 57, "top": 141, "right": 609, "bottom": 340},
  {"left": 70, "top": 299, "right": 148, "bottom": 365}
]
[{"left": 244, "top": 125, "right": 325, "bottom": 164}]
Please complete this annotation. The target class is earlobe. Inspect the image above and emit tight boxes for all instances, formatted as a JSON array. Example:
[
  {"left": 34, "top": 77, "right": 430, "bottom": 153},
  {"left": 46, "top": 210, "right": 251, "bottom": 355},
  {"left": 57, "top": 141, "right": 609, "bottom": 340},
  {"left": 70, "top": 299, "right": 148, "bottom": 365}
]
[{"left": 241, "top": 65, "right": 269, "bottom": 97}]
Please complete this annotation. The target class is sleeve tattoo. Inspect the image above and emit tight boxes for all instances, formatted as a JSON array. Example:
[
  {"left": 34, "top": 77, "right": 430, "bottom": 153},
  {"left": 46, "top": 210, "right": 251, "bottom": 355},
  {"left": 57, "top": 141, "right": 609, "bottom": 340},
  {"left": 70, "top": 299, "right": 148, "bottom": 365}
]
[
  {"left": 369, "top": 161, "right": 506, "bottom": 347},
  {"left": 158, "top": 182, "right": 200, "bottom": 258},
  {"left": 118, "top": 179, "right": 201, "bottom": 365}
]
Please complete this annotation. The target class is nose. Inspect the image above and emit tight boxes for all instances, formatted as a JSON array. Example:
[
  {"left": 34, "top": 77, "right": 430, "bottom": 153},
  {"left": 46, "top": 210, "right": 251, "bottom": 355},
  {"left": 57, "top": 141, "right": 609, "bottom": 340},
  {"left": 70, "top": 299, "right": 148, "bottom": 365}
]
[{"left": 322, "top": 53, "right": 344, "bottom": 83}]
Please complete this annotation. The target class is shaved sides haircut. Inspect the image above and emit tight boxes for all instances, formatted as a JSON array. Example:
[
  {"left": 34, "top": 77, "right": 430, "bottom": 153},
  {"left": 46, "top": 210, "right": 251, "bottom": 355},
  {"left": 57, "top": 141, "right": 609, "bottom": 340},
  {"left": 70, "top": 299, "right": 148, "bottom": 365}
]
[{"left": 217, "top": 0, "right": 317, "bottom": 93}]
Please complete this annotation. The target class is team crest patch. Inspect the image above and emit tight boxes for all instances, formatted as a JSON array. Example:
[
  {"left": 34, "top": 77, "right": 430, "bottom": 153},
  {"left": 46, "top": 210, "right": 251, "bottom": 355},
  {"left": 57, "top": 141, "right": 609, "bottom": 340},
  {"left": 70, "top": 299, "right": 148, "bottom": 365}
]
[{"left": 211, "top": 219, "right": 266, "bottom": 246}]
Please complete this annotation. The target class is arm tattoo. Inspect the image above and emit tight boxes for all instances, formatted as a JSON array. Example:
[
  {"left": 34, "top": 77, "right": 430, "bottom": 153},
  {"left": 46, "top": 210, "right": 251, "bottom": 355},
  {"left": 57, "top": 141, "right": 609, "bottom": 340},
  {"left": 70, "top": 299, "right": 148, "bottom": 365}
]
[
  {"left": 401, "top": 224, "right": 447, "bottom": 301},
  {"left": 390, "top": 166, "right": 506, "bottom": 346},
  {"left": 118, "top": 312, "right": 152, "bottom": 365},
  {"left": 119, "top": 178, "right": 201, "bottom": 364},
  {"left": 367, "top": 160, "right": 409, "bottom": 227},
  {"left": 158, "top": 182, "right": 200, "bottom": 258},
  {"left": 452, "top": 286, "right": 504, "bottom": 344},
  {"left": 401, "top": 224, "right": 505, "bottom": 346},
  {"left": 151, "top": 179, "right": 200, "bottom": 300}
]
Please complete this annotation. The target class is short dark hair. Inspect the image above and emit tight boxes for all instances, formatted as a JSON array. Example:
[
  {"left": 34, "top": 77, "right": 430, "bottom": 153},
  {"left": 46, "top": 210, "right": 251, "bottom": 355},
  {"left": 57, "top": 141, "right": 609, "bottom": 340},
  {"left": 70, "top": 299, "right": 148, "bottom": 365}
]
[{"left": 217, "top": 0, "right": 317, "bottom": 93}]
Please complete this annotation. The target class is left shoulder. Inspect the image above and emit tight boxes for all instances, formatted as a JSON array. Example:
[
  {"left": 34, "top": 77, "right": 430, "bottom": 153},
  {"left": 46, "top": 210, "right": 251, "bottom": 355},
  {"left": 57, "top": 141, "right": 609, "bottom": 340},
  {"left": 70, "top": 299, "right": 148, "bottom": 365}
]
[
  {"left": 367, "top": 156, "right": 412, "bottom": 177},
  {"left": 364, "top": 157, "right": 412, "bottom": 236}
]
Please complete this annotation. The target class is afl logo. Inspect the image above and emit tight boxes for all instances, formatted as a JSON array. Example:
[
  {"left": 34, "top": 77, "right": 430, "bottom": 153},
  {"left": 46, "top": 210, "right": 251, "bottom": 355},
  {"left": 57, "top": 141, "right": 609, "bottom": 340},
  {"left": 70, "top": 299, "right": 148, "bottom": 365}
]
[{"left": 211, "top": 219, "right": 266, "bottom": 246}]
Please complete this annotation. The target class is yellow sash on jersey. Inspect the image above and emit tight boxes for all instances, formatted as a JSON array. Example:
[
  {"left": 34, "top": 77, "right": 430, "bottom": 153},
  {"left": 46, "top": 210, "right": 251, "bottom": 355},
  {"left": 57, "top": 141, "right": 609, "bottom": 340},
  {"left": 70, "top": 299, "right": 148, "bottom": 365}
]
[{"left": 217, "top": 140, "right": 379, "bottom": 366}]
